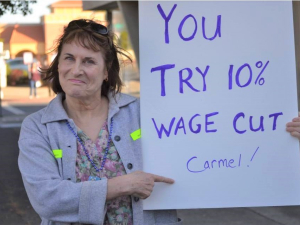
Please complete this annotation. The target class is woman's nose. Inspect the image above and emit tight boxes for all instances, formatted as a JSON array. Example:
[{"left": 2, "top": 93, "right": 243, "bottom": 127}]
[{"left": 71, "top": 61, "right": 82, "bottom": 75}]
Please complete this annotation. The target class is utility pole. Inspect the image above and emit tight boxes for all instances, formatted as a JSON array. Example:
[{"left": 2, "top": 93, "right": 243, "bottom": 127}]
[
  {"left": 0, "top": 41, "right": 9, "bottom": 117},
  {"left": 0, "top": 42, "right": 4, "bottom": 117}
]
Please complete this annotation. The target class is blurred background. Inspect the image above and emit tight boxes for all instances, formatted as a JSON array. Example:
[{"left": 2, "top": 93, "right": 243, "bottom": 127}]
[
  {"left": 0, "top": 0, "right": 139, "bottom": 100},
  {"left": 1, "top": 1, "right": 300, "bottom": 225}
]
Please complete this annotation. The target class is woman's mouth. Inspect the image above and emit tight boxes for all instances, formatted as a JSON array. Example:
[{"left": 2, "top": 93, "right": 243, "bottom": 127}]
[{"left": 69, "top": 79, "right": 85, "bottom": 84}]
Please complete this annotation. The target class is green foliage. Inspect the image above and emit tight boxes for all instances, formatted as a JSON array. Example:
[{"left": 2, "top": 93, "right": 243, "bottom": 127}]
[
  {"left": 120, "top": 31, "right": 129, "bottom": 50},
  {"left": 0, "top": 0, "right": 37, "bottom": 17}
]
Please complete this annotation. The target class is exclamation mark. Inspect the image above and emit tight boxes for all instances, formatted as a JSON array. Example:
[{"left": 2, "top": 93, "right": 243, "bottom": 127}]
[{"left": 247, "top": 147, "right": 259, "bottom": 167}]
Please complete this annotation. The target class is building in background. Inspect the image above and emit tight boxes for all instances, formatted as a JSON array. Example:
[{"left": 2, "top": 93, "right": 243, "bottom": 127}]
[
  {"left": 83, "top": 1, "right": 138, "bottom": 66},
  {"left": 0, "top": 0, "right": 139, "bottom": 93},
  {"left": 0, "top": 0, "right": 106, "bottom": 67},
  {"left": 0, "top": 24, "right": 44, "bottom": 60},
  {"left": 42, "top": 0, "right": 106, "bottom": 65},
  {"left": 82, "top": 1, "right": 140, "bottom": 94}
]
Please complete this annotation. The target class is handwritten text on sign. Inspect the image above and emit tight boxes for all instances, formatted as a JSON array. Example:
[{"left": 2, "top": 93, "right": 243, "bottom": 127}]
[{"left": 139, "top": 1, "right": 300, "bottom": 210}]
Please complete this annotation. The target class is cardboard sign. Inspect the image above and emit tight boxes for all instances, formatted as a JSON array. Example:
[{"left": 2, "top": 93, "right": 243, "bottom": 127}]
[{"left": 139, "top": 1, "right": 300, "bottom": 210}]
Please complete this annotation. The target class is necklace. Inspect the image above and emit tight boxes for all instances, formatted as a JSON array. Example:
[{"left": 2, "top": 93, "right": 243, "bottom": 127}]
[{"left": 66, "top": 118, "right": 114, "bottom": 181}]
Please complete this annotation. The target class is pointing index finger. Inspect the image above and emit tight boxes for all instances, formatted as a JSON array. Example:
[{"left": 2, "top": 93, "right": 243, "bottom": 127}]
[{"left": 151, "top": 174, "right": 174, "bottom": 184}]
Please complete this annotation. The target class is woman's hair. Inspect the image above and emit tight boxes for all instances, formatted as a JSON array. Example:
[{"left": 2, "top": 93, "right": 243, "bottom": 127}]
[{"left": 42, "top": 19, "right": 131, "bottom": 97}]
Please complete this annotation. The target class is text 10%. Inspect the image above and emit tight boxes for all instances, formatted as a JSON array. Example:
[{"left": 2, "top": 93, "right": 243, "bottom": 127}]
[{"left": 228, "top": 61, "right": 270, "bottom": 90}]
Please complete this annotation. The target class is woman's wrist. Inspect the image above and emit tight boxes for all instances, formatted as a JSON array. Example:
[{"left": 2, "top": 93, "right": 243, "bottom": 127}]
[{"left": 106, "top": 175, "right": 132, "bottom": 200}]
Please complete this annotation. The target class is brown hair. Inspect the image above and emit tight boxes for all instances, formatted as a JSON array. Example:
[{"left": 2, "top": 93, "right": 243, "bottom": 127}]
[{"left": 42, "top": 19, "right": 131, "bottom": 97}]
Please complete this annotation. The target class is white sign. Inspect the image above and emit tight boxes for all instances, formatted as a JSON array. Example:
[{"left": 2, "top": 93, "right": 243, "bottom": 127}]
[
  {"left": 139, "top": 1, "right": 300, "bottom": 210},
  {"left": 23, "top": 52, "right": 33, "bottom": 65}
]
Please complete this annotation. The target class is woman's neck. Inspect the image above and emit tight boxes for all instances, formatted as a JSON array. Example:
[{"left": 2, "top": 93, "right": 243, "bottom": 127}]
[{"left": 63, "top": 95, "right": 108, "bottom": 123}]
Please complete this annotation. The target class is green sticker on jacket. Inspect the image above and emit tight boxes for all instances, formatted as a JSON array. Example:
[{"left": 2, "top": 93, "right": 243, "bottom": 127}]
[
  {"left": 52, "top": 149, "right": 62, "bottom": 158},
  {"left": 131, "top": 129, "right": 141, "bottom": 141}
]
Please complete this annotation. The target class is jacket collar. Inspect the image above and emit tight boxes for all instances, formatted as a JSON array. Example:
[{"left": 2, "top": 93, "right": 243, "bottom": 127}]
[{"left": 41, "top": 92, "right": 137, "bottom": 124}]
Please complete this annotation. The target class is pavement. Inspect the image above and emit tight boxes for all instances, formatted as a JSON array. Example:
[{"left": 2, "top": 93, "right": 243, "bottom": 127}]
[
  {"left": 2, "top": 85, "right": 300, "bottom": 224},
  {"left": 0, "top": 86, "right": 54, "bottom": 128}
]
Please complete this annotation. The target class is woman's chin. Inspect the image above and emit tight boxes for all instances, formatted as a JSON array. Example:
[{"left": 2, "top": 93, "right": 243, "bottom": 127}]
[{"left": 65, "top": 89, "right": 85, "bottom": 99}]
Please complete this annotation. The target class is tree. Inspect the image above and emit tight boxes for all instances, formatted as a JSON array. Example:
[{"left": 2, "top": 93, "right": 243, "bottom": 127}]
[{"left": 0, "top": 0, "right": 37, "bottom": 17}]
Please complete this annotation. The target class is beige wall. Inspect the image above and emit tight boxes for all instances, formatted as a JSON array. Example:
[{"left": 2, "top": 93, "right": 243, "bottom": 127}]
[
  {"left": 53, "top": 8, "right": 83, "bottom": 14},
  {"left": 10, "top": 42, "right": 45, "bottom": 59},
  {"left": 43, "top": 23, "right": 64, "bottom": 64},
  {"left": 43, "top": 11, "right": 105, "bottom": 24}
]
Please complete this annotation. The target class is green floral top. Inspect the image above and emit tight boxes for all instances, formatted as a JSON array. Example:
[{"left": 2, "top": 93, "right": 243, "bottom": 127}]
[{"left": 75, "top": 120, "right": 133, "bottom": 225}]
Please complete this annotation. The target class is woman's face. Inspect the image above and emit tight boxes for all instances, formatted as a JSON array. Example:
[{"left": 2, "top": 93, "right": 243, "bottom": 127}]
[{"left": 58, "top": 41, "right": 108, "bottom": 100}]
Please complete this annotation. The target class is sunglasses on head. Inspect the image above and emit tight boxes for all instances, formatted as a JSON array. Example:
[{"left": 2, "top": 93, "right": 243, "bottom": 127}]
[{"left": 67, "top": 19, "right": 109, "bottom": 35}]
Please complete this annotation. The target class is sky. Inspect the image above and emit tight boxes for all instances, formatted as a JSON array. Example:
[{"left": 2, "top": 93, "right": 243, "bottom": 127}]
[{"left": 0, "top": 0, "right": 58, "bottom": 24}]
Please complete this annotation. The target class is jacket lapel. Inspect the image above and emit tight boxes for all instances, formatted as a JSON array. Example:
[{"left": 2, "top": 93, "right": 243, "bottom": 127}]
[
  {"left": 107, "top": 92, "right": 137, "bottom": 129},
  {"left": 41, "top": 93, "right": 69, "bottom": 124}
]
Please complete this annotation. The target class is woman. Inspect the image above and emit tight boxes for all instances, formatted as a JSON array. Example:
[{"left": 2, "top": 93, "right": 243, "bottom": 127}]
[{"left": 18, "top": 19, "right": 181, "bottom": 225}]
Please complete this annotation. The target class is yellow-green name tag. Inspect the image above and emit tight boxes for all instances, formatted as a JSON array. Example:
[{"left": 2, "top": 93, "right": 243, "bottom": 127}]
[
  {"left": 131, "top": 129, "right": 141, "bottom": 141},
  {"left": 52, "top": 149, "right": 62, "bottom": 158}
]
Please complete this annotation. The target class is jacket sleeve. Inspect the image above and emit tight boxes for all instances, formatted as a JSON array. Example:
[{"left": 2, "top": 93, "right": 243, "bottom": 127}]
[{"left": 18, "top": 117, "right": 108, "bottom": 225}]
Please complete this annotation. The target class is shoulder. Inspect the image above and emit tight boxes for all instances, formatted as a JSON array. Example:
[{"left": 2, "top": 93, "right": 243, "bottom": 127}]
[
  {"left": 108, "top": 92, "right": 140, "bottom": 124},
  {"left": 109, "top": 92, "right": 140, "bottom": 110},
  {"left": 19, "top": 107, "right": 47, "bottom": 141},
  {"left": 21, "top": 107, "right": 46, "bottom": 128},
  {"left": 20, "top": 94, "right": 68, "bottom": 141},
  {"left": 118, "top": 93, "right": 140, "bottom": 112}
]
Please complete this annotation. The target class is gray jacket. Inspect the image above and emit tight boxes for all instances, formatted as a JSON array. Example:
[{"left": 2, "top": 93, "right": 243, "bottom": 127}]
[{"left": 18, "top": 93, "right": 182, "bottom": 225}]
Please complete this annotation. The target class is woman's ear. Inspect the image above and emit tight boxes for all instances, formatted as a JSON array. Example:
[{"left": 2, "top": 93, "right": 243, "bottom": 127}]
[
  {"left": 104, "top": 71, "right": 108, "bottom": 81},
  {"left": 104, "top": 66, "right": 109, "bottom": 81}
]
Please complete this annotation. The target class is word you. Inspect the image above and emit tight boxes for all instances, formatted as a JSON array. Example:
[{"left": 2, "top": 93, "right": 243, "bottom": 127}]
[
  {"left": 152, "top": 112, "right": 283, "bottom": 139},
  {"left": 157, "top": 4, "right": 221, "bottom": 43},
  {"left": 186, "top": 147, "right": 260, "bottom": 173}
]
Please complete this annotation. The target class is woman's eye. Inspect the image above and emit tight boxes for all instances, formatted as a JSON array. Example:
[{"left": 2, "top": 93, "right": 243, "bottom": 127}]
[
  {"left": 85, "top": 60, "right": 95, "bottom": 64},
  {"left": 65, "top": 56, "right": 74, "bottom": 61}
]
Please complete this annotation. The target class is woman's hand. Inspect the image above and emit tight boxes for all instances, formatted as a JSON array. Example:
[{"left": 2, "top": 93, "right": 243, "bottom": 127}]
[
  {"left": 107, "top": 171, "right": 174, "bottom": 200},
  {"left": 286, "top": 112, "right": 300, "bottom": 140},
  {"left": 125, "top": 171, "right": 174, "bottom": 199}
]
